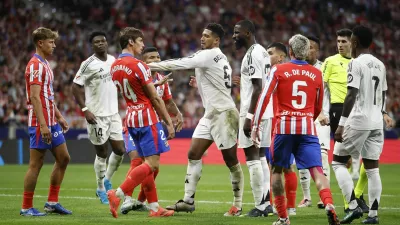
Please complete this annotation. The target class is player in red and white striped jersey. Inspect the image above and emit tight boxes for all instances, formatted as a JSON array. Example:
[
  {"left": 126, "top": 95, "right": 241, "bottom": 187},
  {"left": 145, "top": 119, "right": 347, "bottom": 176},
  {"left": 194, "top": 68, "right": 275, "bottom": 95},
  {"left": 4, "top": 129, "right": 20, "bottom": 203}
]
[
  {"left": 106, "top": 27, "right": 175, "bottom": 218},
  {"left": 21, "top": 27, "right": 72, "bottom": 216},
  {"left": 252, "top": 34, "right": 339, "bottom": 225}
]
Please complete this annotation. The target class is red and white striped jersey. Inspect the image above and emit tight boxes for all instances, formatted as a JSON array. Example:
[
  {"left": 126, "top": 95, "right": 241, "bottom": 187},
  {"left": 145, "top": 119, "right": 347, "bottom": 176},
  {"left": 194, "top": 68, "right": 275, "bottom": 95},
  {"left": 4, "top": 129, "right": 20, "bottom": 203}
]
[
  {"left": 25, "top": 54, "right": 56, "bottom": 127},
  {"left": 111, "top": 53, "right": 159, "bottom": 128},
  {"left": 154, "top": 73, "right": 172, "bottom": 101},
  {"left": 253, "top": 60, "right": 323, "bottom": 135}
]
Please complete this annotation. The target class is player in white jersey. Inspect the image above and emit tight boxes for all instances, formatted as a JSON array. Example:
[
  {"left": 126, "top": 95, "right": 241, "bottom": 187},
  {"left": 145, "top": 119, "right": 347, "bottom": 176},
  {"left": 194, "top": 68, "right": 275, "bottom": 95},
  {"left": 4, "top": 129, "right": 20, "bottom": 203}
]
[
  {"left": 332, "top": 25, "right": 394, "bottom": 224},
  {"left": 72, "top": 32, "right": 125, "bottom": 204},
  {"left": 147, "top": 23, "right": 245, "bottom": 216},
  {"left": 232, "top": 19, "right": 273, "bottom": 217},
  {"left": 297, "top": 35, "right": 332, "bottom": 209}
]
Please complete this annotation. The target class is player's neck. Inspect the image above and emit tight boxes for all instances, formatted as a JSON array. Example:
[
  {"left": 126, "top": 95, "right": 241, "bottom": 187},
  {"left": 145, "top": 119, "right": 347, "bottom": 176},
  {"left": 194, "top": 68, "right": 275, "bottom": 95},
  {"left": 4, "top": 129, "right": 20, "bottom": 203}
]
[
  {"left": 307, "top": 59, "right": 317, "bottom": 65},
  {"left": 244, "top": 38, "right": 257, "bottom": 51},
  {"left": 35, "top": 49, "right": 48, "bottom": 60},
  {"left": 122, "top": 49, "right": 135, "bottom": 57},
  {"left": 354, "top": 49, "right": 370, "bottom": 58},
  {"left": 95, "top": 52, "right": 107, "bottom": 61},
  {"left": 340, "top": 52, "right": 351, "bottom": 59}
]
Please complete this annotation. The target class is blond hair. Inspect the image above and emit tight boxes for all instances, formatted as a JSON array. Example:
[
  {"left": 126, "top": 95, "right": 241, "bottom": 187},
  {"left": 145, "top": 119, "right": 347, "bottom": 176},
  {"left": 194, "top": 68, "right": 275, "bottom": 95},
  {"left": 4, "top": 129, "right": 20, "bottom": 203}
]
[{"left": 32, "top": 27, "right": 59, "bottom": 45}]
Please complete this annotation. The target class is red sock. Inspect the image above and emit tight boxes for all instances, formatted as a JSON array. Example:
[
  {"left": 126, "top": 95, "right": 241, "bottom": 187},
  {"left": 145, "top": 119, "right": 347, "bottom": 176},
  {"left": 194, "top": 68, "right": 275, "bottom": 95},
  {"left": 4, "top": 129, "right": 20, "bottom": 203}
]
[
  {"left": 319, "top": 188, "right": 333, "bottom": 206},
  {"left": 138, "top": 168, "right": 159, "bottom": 202},
  {"left": 141, "top": 173, "right": 158, "bottom": 203},
  {"left": 274, "top": 195, "right": 288, "bottom": 218},
  {"left": 284, "top": 172, "right": 298, "bottom": 208},
  {"left": 120, "top": 163, "right": 152, "bottom": 194},
  {"left": 125, "top": 158, "right": 143, "bottom": 196},
  {"left": 22, "top": 191, "right": 34, "bottom": 209},
  {"left": 48, "top": 185, "right": 60, "bottom": 202}
]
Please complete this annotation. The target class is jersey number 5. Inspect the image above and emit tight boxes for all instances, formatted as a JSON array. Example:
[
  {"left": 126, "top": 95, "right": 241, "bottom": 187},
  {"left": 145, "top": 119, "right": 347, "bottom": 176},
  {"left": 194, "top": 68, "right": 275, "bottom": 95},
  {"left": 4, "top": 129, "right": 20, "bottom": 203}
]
[
  {"left": 292, "top": 81, "right": 307, "bottom": 109},
  {"left": 114, "top": 79, "right": 138, "bottom": 102},
  {"left": 223, "top": 65, "right": 232, "bottom": 88}
]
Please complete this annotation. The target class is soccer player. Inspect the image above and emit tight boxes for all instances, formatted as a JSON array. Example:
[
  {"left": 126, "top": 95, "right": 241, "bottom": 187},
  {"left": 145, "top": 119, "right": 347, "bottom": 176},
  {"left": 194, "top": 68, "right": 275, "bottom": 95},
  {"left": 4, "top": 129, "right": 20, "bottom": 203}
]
[
  {"left": 21, "top": 27, "right": 72, "bottom": 216},
  {"left": 252, "top": 34, "right": 340, "bottom": 225},
  {"left": 147, "top": 23, "right": 245, "bottom": 217},
  {"left": 106, "top": 27, "right": 175, "bottom": 218},
  {"left": 298, "top": 35, "right": 331, "bottom": 209},
  {"left": 120, "top": 47, "right": 183, "bottom": 214},
  {"left": 72, "top": 31, "right": 125, "bottom": 204},
  {"left": 332, "top": 25, "right": 394, "bottom": 224},
  {"left": 232, "top": 19, "right": 272, "bottom": 217}
]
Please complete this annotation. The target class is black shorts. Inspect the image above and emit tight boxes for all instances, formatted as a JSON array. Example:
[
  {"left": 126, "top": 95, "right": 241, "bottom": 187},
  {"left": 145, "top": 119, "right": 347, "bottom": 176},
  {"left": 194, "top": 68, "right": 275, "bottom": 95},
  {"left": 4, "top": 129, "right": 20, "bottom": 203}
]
[{"left": 329, "top": 103, "right": 344, "bottom": 135}]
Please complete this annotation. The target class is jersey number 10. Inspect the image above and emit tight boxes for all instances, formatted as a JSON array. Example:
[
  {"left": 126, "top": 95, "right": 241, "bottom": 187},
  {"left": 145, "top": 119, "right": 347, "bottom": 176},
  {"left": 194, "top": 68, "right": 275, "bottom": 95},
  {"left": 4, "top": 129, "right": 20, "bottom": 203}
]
[{"left": 114, "top": 79, "right": 138, "bottom": 102}]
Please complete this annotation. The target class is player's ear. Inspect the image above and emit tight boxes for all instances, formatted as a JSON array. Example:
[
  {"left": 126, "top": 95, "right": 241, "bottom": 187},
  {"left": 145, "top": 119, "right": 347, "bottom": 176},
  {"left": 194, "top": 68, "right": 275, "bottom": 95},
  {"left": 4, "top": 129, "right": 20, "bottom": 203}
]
[{"left": 128, "top": 38, "right": 135, "bottom": 46}]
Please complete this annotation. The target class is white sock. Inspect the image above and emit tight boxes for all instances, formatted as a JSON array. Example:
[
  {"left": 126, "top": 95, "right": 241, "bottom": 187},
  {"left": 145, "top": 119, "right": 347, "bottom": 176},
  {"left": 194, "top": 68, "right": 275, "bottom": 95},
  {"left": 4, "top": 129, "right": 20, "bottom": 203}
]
[
  {"left": 321, "top": 150, "right": 330, "bottom": 181},
  {"left": 260, "top": 156, "right": 271, "bottom": 206},
  {"left": 183, "top": 159, "right": 202, "bottom": 204},
  {"left": 366, "top": 168, "right": 381, "bottom": 217},
  {"left": 124, "top": 195, "right": 132, "bottom": 202},
  {"left": 105, "top": 152, "right": 124, "bottom": 180},
  {"left": 246, "top": 160, "right": 265, "bottom": 211},
  {"left": 299, "top": 169, "right": 311, "bottom": 200},
  {"left": 229, "top": 163, "right": 244, "bottom": 209},
  {"left": 149, "top": 202, "right": 160, "bottom": 212},
  {"left": 352, "top": 156, "right": 361, "bottom": 175},
  {"left": 116, "top": 187, "right": 125, "bottom": 199},
  {"left": 332, "top": 161, "right": 357, "bottom": 209},
  {"left": 94, "top": 155, "right": 107, "bottom": 191}
]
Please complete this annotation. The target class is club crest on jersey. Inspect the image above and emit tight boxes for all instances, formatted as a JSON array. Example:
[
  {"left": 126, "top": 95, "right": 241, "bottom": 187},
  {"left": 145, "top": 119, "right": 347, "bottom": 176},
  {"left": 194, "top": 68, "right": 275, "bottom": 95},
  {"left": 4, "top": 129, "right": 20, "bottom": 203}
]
[
  {"left": 348, "top": 74, "right": 353, "bottom": 83},
  {"left": 32, "top": 70, "right": 40, "bottom": 78}
]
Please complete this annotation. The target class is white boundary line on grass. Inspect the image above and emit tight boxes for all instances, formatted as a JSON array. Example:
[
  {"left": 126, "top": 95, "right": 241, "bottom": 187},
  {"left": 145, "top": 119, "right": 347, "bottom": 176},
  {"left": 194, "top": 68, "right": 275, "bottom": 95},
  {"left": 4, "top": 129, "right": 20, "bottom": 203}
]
[
  {"left": 0, "top": 188, "right": 395, "bottom": 197},
  {"left": 1, "top": 193, "right": 399, "bottom": 210}
]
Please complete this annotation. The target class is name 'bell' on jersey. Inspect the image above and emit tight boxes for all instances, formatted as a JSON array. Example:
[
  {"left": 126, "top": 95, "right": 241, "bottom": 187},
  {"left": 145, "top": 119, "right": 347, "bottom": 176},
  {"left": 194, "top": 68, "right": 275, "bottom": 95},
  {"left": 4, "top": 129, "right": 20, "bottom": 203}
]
[
  {"left": 346, "top": 54, "right": 387, "bottom": 130},
  {"left": 253, "top": 60, "right": 323, "bottom": 135},
  {"left": 25, "top": 54, "right": 57, "bottom": 127},
  {"left": 111, "top": 53, "right": 159, "bottom": 128}
]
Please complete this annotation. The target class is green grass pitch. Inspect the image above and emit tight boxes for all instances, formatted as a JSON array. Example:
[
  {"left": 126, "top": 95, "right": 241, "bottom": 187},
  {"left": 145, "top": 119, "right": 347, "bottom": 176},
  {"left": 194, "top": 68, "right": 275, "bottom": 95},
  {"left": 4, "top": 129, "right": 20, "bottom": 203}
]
[{"left": 0, "top": 164, "right": 399, "bottom": 224}]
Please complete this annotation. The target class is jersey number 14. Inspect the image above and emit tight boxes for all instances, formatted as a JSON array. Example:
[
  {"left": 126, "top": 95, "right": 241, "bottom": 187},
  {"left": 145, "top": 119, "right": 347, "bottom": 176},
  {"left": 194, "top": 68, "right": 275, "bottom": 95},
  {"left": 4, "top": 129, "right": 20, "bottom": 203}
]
[{"left": 114, "top": 79, "right": 138, "bottom": 102}]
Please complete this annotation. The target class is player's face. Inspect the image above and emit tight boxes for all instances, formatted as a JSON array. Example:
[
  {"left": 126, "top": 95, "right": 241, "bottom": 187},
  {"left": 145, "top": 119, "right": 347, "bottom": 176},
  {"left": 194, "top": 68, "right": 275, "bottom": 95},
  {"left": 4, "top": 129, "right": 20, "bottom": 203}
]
[
  {"left": 143, "top": 52, "right": 161, "bottom": 64},
  {"left": 92, "top": 35, "right": 107, "bottom": 54},
  {"left": 200, "top": 29, "right": 217, "bottom": 50},
  {"left": 337, "top": 36, "right": 351, "bottom": 57},
  {"left": 38, "top": 39, "right": 56, "bottom": 56},
  {"left": 267, "top": 47, "right": 284, "bottom": 66},
  {"left": 306, "top": 40, "right": 319, "bottom": 64},
  {"left": 132, "top": 37, "right": 145, "bottom": 55},
  {"left": 232, "top": 25, "right": 247, "bottom": 50}
]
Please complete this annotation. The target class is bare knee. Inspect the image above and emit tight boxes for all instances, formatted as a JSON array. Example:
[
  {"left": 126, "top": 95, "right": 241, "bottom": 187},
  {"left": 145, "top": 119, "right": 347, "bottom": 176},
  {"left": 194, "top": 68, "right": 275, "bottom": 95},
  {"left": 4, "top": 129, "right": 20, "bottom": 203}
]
[
  {"left": 111, "top": 141, "right": 126, "bottom": 156},
  {"left": 57, "top": 154, "right": 70, "bottom": 168},
  {"left": 29, "top": 159, "right": 44, "bottom": 173},
  {"left": 188, "top": 149, "right": 203, "bottom": 160}
]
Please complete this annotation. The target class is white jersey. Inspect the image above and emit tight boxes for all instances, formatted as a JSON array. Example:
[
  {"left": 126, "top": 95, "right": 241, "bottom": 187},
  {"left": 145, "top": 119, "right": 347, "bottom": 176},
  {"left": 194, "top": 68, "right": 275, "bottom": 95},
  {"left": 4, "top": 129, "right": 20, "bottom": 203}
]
[
  {"left": 240, "top": 44, "right": 272, "bottom": 119},
  {"left": 148, "top": 48, "right": 236, "bottom": 116},
  {"left": 314, "top": 59, "right": 330, "bottom": 117},
  {"left": 346, "top": 54, "right": 387, "bottom": 130},
  {"left": 73, "top": 54, "right": 118, "bottom": 117}
]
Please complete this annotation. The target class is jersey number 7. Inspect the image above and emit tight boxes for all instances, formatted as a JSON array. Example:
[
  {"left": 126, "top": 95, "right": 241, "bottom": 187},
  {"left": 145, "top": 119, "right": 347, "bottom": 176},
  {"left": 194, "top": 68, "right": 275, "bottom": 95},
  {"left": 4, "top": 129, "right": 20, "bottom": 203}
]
[{"left": 114, "top": 79, "right": 138, "bottom": 102}]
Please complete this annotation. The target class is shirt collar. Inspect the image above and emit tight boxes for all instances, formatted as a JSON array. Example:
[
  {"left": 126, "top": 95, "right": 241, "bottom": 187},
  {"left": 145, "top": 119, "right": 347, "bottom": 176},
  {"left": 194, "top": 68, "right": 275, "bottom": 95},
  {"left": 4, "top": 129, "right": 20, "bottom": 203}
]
[
  {"left": 34, "top": 53, "right": 47, "bottom": 64},
  {"left": 290, "top": 59, "right": 308, "bottom": 65},
  {"left": 118, "top": 53, "right": 134, "bottom": 58}
]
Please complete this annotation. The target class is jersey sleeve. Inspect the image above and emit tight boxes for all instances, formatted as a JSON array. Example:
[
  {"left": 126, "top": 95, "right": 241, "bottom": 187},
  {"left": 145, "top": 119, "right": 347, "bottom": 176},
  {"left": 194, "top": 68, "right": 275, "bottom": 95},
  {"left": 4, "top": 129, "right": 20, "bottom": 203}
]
[
  {"left": 322, "top": 58, "right": 332, "bottom": 83},
  {"left": 73, "top": 60, "right": 93, "bottom": 86},
  {"left": 136, "top": 61, "right": 153, "bottom": 86},
  {"left": 382, "top": 64, "right": 388, "bottom": 92},
  {"left": 253, "top": 65, "right": 279, "bottom": 128},
  {"left": 27, "top": 61, "right": 45, "bottom": 86},
  {"left": 322, "top": 82, "right": 330, "bottom": 117},
  {"left": 148, "top": 50, "right": 207, "bottom": 71},
  {"left": 248, "top": 49, "right": 265, "bottom": 80},
  {"left": 347, "top": 60, "right": 361, "bottom": 89},
  {"left": 162, "top": 82, "right": 173, "bottom": 101},
  {"left": 314, "top": 76, "right": 324, "bottom": 121}
]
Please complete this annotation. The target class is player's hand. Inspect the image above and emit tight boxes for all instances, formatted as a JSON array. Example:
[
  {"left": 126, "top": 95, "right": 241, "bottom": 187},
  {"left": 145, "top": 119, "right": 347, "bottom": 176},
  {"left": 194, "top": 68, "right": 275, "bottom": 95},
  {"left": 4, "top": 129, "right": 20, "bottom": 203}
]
[
  {"left": 383, "top": 114, "right": 395, "bottom": 128},
  {"left": 154, "top": 73, "right": 173, "bottom": 87},
  {"left": 251, "top": 127, "right": 260, "bottom": 148},
  {"left": 232, "top": 76, "right": 240, "bottom": 86},
  {"left": 318, "top": 114, "right": 330, "bottom": 126},
  {"left": 243, "top": 118, "right": 252, "bottom": 138},
  {"left": 58, "top": 117, "right": 69, "bottom": 133},
  {"left": 189, "top": 76, "right": 197, "bottom": 88},
  {"left": 166, "top": 124, "right": 175, "bottom": 140},
  {"left": 334, "top": 125, "right": 344, "bottom": 143},
  {"left": 84, "top": 110, "right": 97, "bottom": 124},
  {"left": 175, "top": 113, "right": 184, "bottom": 132},
  {"left": 40, "top": 124, "right": 52, "bottom": 145}
]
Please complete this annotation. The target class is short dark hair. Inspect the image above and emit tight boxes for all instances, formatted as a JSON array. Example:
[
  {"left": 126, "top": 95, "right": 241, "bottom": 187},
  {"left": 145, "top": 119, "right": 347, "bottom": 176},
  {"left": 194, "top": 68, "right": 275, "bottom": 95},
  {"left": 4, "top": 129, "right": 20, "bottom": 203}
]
[
  {"left": 236, "top": 19, "right": 256, "bottom": 34},
  {"left": 205, "top": 23, "right": 225, "bottom": 40},
  {"left": 143, "top": 47, "right": 158, "bottom": 54},
  {"left": 267, "top": 42, "right": 288, "bottom": 56},
  {"left": 119, "top": 27, "right": 144, "bottom": 49},
  {"left": 89, "top": 31, "right": 107, "bottom": 43},
  {"left": 336, "top": 28, "right": 352, "bottom": 38},
  {"left": 306, "top": 35, "right": 320, "bottom": 48},
  {"left": 32, "top": 27, "right": 58, "bottom": 45},
  {"left": 352, "top": 25, "right": 373, "bottom": 48}
]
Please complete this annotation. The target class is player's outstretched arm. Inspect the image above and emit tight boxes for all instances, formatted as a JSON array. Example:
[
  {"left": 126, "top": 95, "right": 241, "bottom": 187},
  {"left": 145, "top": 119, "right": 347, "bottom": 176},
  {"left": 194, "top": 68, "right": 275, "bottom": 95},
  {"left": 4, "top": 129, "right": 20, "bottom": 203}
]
[
  {"left": 148, "top": 51, "right": 205, "bottom": 72},
  {"left": 143, "top": 83, "right": 175, "bottom": 139},
  {"left": 30, "top": 84, "right": 51, "bottom": 144}
]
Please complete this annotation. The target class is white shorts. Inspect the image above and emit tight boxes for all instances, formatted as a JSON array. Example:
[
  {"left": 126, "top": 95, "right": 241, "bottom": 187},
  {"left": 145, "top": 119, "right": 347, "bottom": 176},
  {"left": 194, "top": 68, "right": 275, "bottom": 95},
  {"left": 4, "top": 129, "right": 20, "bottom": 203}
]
[
  {"left": 315, "top": 120, "right": 331, "bottom": 150},
  {"left": 192, "top": 109, "right": 239, "bottom": 150},
  {"left": 333, "top": 126, "right": 384, "bottom": 160},
  {"left": 238, "top": 117, "right": 272, "bottom": 148},
  {"left": 87, "top": 113, "right": 123, "bottom": 145}
]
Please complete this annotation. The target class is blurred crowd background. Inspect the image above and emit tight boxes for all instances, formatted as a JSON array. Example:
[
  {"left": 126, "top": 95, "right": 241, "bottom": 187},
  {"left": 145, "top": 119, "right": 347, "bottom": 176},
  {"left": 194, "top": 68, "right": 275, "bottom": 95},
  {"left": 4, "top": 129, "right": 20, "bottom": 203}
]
[{"left": 1, "top": 0, "right": 399, "bottom": 129}]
